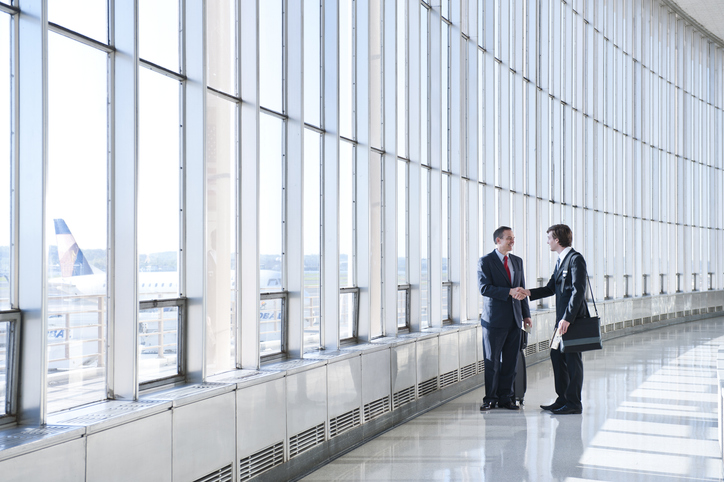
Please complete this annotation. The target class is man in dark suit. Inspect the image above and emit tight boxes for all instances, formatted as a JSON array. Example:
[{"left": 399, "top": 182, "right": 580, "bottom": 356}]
[
  {"left": 520, "top": 224, "right": 589, "bottom": 415},
  {"left": 478, "top": 226, "right": 532, "bottom": 411}
]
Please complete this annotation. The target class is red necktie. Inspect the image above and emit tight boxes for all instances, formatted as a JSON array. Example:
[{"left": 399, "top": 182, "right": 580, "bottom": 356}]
[{"left": 504, "top": 255, "right": 511, "bottom": 282}]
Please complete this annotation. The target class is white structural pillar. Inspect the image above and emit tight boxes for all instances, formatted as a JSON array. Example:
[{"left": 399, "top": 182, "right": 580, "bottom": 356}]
[
  {"left": 407, "top": 0, "right": 421, "bottom": 332},
  {"left": 17, "top": 0, "right": 48, "bottom": 424},
  {"left": 184, "top": 0, "right": 206, "bottom": 381},
  {"left": 240, "top": 0, "right": 260, "bottom": 368}
]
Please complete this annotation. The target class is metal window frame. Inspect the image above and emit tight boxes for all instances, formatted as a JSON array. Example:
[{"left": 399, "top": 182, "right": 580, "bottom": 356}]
[
  {"left": 442, "top": 281, "right": 452, "bottom": 325},
  {"left": 0, "top": 309, "right": 20, "bottom": 426},
  {"left": 138, "top": 297, "right": 186, "bottom": 391},
  {"left": 260, "top": 290, "right": 288, "bottom": 362},
  {"left": 396, "top": 284, "right": 410, "bottom": 332},
  {"left": 339, "top": 286, "right": 359, "bottom": 345}
]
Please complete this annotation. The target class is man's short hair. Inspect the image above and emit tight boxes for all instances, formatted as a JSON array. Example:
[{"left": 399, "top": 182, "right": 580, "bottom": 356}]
[
  {"left": 493, "top": 226, "right": 512, "bottom": 244},
  {"left": 547, "top": 224, "right": 572, "bottom": 247}
]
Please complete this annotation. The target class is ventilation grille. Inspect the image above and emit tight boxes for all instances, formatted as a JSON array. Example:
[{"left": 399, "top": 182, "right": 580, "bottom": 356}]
[
  {"left": 633, "top": 318, "right": 642, "bottom": 326},
  {"left": 652, "top": 315, "right": 660, "bottom": 322},
  {"left": 439, "top": 370, "right": 459, "bottom": 389},
  {"left": 692, "top": 308, "right": 700, "bottom": 315},
  {"left": 477, "top": 360, "right": 485, "bottom": 372},
  {"left": 329, "top": 408, "right": 360, "bottom": 437},
  {"left": 460, "top": 363, "right": 477, "bottom": 380},
  {"left": 643, "top": 316, "right": 651, "bottom": 324},
  {"left": 615, "top": 322, "right": 624, "bottom": 330},
  {"left": 195, "top": 463, "right": 233, "bottom": 482},
  {"left": 418, "top": 377, "right": 438, "bottom": 398},
  {"left": 538, "top": 340, "right": 550, "bottom": 352},
  {"left": 239, "top": 442, "right": 284, "bottom": 481},
  {"left": 624, "top": 319, "right": 633, "bottom": 328},
  {"left": 364, "top": 396, "right": 390, "bottom": 422},
  {"left": 524, "top": 344, "right": 537, "bottom": 357},
  {"left": 660, "top": 313, "right": 668, "bottom": 321},
  {"left": 717, "top": 306, "right": 723, "bottom": 312},
  {"left": 289, "top": 424, "right": 325, "bottom": 458},
  {"left": 393, "top": 386, "right": 416, "bottom": 409},
  {"left": 709, "top": 307, "right": 716, "bottom": 313}
]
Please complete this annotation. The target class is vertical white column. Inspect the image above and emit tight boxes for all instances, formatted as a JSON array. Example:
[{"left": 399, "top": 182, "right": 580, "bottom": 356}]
[
  {"left": 407, "top": 0, "right": 421, "bottom": 331},
  {"left": 240, "top": 0, "right": 260, "bottom": 368},
  {"left": 110, "top": 0, "right": 138, "bottom": 400},
  {"left": 429, "top": 7, "right": 442, "bottom": 328},
  {"left": 466, "top": 0, "right": 480, "bottom": 322},
  {"left": 356, "top": 1, "right": 371, "bottom": 341},
  {"left": 184, "top": 0, "right": 206, "bottom": 381},
  {"left": 323, "top": 0, "right": 340, "bottom": 348},
  {"left": 286, "top": 0, "right": 304, "bottom": 357},
  {"left": 382, "top": 0, "right": 398, "bottom": 336},
  {"left": 17, "top": 0, "right": 47, "bottom": 423},
  {"left": 449, "top": 1, "right": 462, "bottom": 323}
]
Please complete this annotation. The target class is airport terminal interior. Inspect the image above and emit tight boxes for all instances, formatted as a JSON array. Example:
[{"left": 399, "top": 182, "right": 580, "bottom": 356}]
[{"left": 0, "top": 0, "right": 723, "bottom": 481}]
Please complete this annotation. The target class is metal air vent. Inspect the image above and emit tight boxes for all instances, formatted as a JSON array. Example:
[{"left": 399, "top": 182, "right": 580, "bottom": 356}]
[
  {"left": 615, "top": 322, "right": 624, "bottom": 330},
  {"left": 538, "top": 340, "right": 550, "bottom": 352},
  {"left": 393, "top": 386, "right": 415, "bottom": 409},
  {"left": 643, "top": 316, "right": 651, "bottom": 324},
  {"left": 364, "top": 396, "right": 389, "bottom": 422},
  {"left": 417, "top": 377, "right": 438, "bottom": 398},
  {"left": 524, "top": 344, "right": 537, "bottom": 357},
  {"left": 477, "top": 360, "right": 485, "bottom": 372},
  {"left": 460, "top": 363, "right": 477, "bottom": 380},
  {"left": 239, "top": 442, "right": 284, "bottom": 481},
  {"left": 692, "top": 308, "right": 700, "bottom": 315},
  {"left": 194, "top": 463, "right": 233, "bottom": 482},
  {"left": 329, "top": 408, "right": 360, "bottom": 438},
  {"left": 685, "top": 310, "right": 691, "bottom": 317},
  {"left": 624, "top": 320, "right": 633, "bottom": 328},
  {"left": 709, "top": 307, "right": 716, "bottom": 313},
  {"left": 659, "top": 313, "right": 667, "bottom": 320},
  {"left": 652, "top": 315, "right": 660, "bottom": 322},
  {"left": 717, "top": 306, "right": 723, "bottom": 312},
  {"left": 439, "top": 370, "right": 459, "bottom": 389},
  {"left": 289, "top": 423, "right": 324, "bottom": 458}
]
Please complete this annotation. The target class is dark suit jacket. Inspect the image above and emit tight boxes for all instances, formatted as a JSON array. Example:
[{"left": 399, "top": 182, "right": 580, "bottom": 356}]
[
  {"left": 478, "top": 251, "right": 531, "bottom": 329},
  {"left": 529, "top": 249, "right": 590, "bottom": 325}
]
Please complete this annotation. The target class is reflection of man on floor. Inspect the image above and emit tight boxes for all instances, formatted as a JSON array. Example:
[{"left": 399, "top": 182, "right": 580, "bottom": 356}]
[
  {"left": 483, "top": 413, "right": 529, "bottom": 481},
  {"left": 551, "top": 416, "right": 583, "bottom": 480}
]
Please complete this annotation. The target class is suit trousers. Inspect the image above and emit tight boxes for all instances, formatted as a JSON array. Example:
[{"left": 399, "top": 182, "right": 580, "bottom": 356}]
[
  {"left": 550, "top": 348, "right": 584, "bottom": 410},
  {"left": 482, "top": 322, "right": 521, "bottom": 403}
]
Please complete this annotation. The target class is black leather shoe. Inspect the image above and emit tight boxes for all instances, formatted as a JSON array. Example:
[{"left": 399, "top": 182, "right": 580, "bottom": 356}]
[
  {"left": 498, "top": 400, "right": 520, "bottom": 410},
  {"left": 540, "top": 402, "right": 564, "bottom": 411},
  {"left": 551, "top": 404, "right": 582, "bottom": 415},
  {"left": 480, "top": 401, "right": 495, "bottom": 411}
]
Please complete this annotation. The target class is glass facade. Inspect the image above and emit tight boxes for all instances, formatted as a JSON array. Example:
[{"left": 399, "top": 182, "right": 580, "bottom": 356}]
[{"left": 0, "top": 0, "right": 720, "bottom": 422}]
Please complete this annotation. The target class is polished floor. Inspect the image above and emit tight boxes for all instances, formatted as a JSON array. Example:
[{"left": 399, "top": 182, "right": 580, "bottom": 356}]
[{"left": 302, "top": 317, "right": 724, "bottom": 481}]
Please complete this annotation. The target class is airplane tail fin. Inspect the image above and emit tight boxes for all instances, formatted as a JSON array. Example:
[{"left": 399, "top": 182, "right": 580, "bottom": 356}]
[{"left": 54, "top": 219, "right": 95, "bottom": 277}]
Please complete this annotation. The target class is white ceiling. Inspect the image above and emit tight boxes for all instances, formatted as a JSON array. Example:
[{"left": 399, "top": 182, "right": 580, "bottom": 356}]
[{"left": 666, "top": 0, "right": 724, "bottom": 45}]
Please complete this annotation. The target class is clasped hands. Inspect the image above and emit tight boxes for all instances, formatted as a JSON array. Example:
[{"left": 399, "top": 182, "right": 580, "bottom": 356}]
[{"left": 509, "top": 287, "right": 530, "bottom": 300}]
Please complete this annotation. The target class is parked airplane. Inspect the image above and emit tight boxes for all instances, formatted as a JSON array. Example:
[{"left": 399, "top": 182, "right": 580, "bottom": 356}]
[{"left": 48, "top": 219, "right": 282, "bottom": 296}]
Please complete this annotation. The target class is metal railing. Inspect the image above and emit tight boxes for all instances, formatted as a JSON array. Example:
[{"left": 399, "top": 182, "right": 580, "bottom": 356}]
[
  {"left": 339, "top": 287, "right": 359, "bottom": 343},
  {"left": 442, "top": 281, "right": 453, "bottom": 324},
  {"left": 138, "top": 297, "right": 185, "bottom": 388},
  {"left": 0, "top": 309, "right": 20, "bottom": 425},
  {"left": 260, "top": 291, "right": 287, "bottom": 360},
  {"left": 397, "top": 284, "right": 410, "bottom": 331},
  {"left": 47, "top": 295, "right": 106, "bottom": 369}
]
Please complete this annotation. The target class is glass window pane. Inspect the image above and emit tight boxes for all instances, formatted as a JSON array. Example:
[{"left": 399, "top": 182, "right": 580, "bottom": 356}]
[
  {"left": 259, "top": 113, "right": 284, "bottom": 289},
  {"left": 340, "top": 0, "right": 355, "bottom": 139},
  {"left": 397, "top": 160, "right": 407, "bottom": 284},
  {"left": 259, "top": 0, "right": 283, "bottom": 113},
  {"left": 260, "top": 297, "right": 283, "bottom": 356},
  {"left": 339, "top": 292, "right": 355, "bottom": 340},
  {"left": 139, "top": 69, "right": 180, "bottom": 301},
  {"left": 0, "top": 13, "right": 10, "bottom": 311},
  {"left": 46, "top": 33, "right": 108, "bottom": 413},
  {"left": 420, "top": 5, "right": 429, "bottom": 166},
  {"left": 442, "top": 22, "right": 449, "bottom": 171},
  {"left": 397, "top": 1, "right": 407, "bottom": 158},
  {"left": 397, "top": 289, "right": 407, "bottom": 329},
  {"left": 138, "top": 306, "right": 179, "bottom": 383},
  {"left": 139, "top": 0, "right": 179, "bottom": 72},
  {"left": 0, "top": 321, "right": 8, "bottom": 415},
  {"left": 442, "top": 174, "right": 449, "bottom": 282},
  {"left": 304, "top": 0, "right": 322, "bottom": 126},
  {"left": 303, "top": 129, "right": 321, "bottom": 351},
  {"left": 48, "top": 0, "right": 108, "bottom": 44},
  {"left": 205, "top": 93, "right": 237, "bottom": 375},
  {"left": 339, "top": 142, "right": 355, "bottom": 287},
  {"left": 207, "top": 0, "right": 237, "bottom": 95},
  {"left": 421, "top": 169, "right": 430, "bottom": 328}
]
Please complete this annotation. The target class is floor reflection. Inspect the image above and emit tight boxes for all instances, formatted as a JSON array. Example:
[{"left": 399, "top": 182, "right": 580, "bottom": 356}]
[{"left": 303, "top": 317, "right": 724, "bottom": 481}]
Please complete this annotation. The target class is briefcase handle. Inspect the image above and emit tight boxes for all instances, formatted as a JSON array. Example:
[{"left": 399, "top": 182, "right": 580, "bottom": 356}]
[{"left": 587, "top": 278, "right": 599, "bottom": 317}]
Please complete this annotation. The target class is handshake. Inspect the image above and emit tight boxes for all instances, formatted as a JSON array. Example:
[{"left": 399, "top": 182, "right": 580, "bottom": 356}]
[{"left": 510, "top": 287, "right": 531, "bottom": 300}]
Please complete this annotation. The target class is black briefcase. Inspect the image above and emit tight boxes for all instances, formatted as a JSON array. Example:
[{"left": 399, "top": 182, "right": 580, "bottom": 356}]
[{"left": 559, "top": 282, "right": 603, "bottom": 353}]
